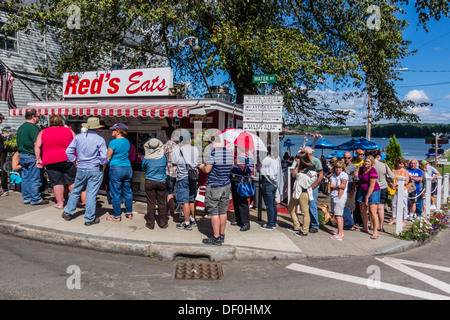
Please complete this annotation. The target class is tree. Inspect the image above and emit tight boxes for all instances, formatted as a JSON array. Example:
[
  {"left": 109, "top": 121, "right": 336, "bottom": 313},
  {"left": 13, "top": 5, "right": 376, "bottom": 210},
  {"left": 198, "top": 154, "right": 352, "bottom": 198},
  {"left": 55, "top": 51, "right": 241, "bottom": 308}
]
[
  {"left": 385, "top": 134, "right": 402, "bottom": 168},
  {"left": 2, "top": 0, "right": 449, "bottom": 126}
]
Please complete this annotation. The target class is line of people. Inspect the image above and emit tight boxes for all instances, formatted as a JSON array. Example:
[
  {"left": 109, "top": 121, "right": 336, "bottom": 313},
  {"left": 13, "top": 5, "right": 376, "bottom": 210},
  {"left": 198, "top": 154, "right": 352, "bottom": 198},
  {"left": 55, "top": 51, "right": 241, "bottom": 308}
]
[
  {"left": 318, "top": 148, "right": 442, "bottom": 240},
  {"left": 8, "top": 111, "right": 443, "bottom": 246}
]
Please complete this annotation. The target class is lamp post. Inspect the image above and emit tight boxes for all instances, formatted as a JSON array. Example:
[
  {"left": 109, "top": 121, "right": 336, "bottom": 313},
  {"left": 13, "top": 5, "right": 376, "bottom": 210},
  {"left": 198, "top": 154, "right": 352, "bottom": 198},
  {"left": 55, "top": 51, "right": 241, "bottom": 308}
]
[
  {"left": 366, "top": 67, "right": 408, "bottom": 141},
  {"left": 179, "top": 36, "right": 213, "bottom": 98}
]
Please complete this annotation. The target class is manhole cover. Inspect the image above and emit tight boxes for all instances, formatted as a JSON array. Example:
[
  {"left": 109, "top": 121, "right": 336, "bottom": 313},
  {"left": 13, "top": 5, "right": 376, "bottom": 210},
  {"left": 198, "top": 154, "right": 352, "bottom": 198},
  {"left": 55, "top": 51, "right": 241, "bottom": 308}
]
[{"left": 174, "top": 262, "right": 224, "bottom": 280}]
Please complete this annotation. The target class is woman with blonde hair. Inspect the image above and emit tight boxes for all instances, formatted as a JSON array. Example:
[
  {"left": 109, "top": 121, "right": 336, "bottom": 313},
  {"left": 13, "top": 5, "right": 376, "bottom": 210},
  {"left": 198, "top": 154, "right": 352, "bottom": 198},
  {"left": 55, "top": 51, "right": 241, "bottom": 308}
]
[
  {"left": 35, "top": 115, "right": 76, "bottom": 209},
  {"left": 354, "top": 155, "right": 381, "bottom": 239},
  {"left": 286, "top": 151, "right": 317, "bottom": 237},
  {"left": 388, "top": 157, "right": 411, "bottom": 227},
  {"left": 328, "top": 160, "right": 348, "bottom": 240}
]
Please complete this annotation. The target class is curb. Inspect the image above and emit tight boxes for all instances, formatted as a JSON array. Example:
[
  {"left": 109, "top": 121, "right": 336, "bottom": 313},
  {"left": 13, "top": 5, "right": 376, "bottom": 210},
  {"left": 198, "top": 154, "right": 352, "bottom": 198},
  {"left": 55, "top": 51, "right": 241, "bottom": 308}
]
[{"left": 0, "top": 221, "right": 306, "bottom": 261}]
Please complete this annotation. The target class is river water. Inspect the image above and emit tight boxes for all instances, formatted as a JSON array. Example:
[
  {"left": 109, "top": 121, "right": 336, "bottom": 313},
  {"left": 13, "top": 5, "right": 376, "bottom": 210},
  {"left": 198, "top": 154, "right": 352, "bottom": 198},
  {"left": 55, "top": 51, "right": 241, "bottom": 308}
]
[{"left": 281, "top": 136, "right": 448, "bottom": 160}]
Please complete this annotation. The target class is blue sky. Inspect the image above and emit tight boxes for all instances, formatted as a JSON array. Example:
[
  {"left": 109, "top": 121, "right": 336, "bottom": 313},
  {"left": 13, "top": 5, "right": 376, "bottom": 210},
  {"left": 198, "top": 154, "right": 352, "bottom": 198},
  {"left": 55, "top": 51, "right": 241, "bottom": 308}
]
[{"left": 392, "top": 6, "right": 450, "bottom": 124}]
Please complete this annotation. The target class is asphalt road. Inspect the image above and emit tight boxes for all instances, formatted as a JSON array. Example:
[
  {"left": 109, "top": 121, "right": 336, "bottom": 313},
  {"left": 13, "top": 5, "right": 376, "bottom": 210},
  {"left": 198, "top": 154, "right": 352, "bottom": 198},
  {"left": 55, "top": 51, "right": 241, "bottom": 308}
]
[{"left": 1, "top": 229, "right": 449, "bottom": 304}]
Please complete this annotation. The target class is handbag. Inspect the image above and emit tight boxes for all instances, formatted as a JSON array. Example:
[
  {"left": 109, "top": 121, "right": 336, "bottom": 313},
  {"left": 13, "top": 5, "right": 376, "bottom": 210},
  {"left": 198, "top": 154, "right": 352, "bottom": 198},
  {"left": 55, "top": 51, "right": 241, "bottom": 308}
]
[
  {"left": 388, "top": 186, "right": 396, "bottom": 196},
  {"left": 237, "top": 167, "right": 255, "bottom": 197},
  {"left": 180, "top": 148, "right": 198, "bottom": 182}
]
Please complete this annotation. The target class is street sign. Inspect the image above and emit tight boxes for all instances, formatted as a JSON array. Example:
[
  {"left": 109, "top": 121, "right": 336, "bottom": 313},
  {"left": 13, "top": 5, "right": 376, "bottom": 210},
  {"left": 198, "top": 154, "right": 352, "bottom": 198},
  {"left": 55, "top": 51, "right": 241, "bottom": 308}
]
[
  {"left": 252, "top": 74, "right": 277, "bottom": 84},
  {"left": 243, "top": 95, "right": 283, "bottom": 105},
  {"left": 243, "top": 123, "right": 283, "bottom": 132},
  {"left": 243, "top": 95, "right": 283, "bottom": 132},
  {"left": 244, "top": 113, "right": 283, "bottom": 123},
  {"left": 243, "top": 104, "right": 283, "bottom": 113}
]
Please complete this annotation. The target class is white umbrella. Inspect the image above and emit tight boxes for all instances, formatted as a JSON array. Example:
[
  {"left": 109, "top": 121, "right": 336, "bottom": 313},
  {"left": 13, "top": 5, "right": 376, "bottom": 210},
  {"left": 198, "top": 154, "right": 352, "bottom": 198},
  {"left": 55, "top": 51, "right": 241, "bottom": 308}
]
[{"left": 219, "top": 128, "right": 268, "bottom": 152}]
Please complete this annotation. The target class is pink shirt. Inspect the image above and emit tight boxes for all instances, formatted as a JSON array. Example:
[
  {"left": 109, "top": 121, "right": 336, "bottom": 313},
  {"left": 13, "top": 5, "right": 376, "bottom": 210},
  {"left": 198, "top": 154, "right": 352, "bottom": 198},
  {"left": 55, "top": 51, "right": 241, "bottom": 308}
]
[
  {"left": 41, "top": 126, "right": 74, "bottom": 165},
  {"left": 358, "top": 167, "right": 380, "bottom": 192}
]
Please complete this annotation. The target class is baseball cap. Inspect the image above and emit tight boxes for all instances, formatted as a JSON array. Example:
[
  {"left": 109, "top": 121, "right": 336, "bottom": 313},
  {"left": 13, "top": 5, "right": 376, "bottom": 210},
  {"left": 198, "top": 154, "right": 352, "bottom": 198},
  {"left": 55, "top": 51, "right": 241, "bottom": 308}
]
[
  {"left": 420, "top": 160, "right": 429, "bottom": 165},
  {"left": 109, "top": 123, "right": 127, "bottom": 131}
]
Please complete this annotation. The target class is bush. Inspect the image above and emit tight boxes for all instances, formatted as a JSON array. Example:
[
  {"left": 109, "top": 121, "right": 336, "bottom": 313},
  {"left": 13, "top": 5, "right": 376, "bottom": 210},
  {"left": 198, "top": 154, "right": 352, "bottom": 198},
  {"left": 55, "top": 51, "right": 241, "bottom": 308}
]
[{"left": 395, "top": 204, "right": 450, "bottom": 243}]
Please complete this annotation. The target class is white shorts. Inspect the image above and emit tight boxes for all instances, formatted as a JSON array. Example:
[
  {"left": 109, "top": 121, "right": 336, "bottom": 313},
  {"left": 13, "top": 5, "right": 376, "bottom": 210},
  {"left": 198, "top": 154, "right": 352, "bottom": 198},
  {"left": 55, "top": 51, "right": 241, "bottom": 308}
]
[{"left": 331, "top": 197, "right": 347, "bottom": 216}]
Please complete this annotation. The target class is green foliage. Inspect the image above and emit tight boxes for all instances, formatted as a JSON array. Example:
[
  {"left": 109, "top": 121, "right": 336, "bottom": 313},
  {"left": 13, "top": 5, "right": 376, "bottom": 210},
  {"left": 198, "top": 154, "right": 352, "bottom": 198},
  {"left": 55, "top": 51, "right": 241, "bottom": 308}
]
[
  {"left": 385, "top": 134, "right": 402, "bottom": 168},
  {"left": 394, "top": 207, "right": 449, "bottom": 242},
  {"left": 2, "top": 0, "right": 450, "bottom": 126}
]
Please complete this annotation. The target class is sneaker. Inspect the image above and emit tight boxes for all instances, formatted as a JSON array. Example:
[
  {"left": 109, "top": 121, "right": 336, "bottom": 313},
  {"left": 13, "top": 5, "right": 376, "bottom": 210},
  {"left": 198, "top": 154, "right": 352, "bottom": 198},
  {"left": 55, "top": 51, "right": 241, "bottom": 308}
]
[
  {"left": 260, "top": 224, "right": 275, "bottom": 231},
  {"left": 202, "top": 236, "right": 222, "bottom": 246},
  {"left": 286, "top": 227, "right": 300, "bottom": 233},
  {"left": 219, "top": 234, "right": 225, "bottom": 243},
  {"left": 31, "top": 199, "right": 50, "bottom": 206},
  {"left": 84, "top": 217, "right": 100, "bottom": 226},
  {"left": 0, "top": 191, "right": 9, "bottom": 197},
  {"left": 295, "top": 231, "right": 308, "bottom": 237},
  {"left": 176, "top": 221, "right": 192, "bottom": 231},
  {"left": 190, "top": 218, "right": 198, "bottom": 227},
  {"left": 309, "top": 227, "right": 318, "bottom": 233},
  {"left": 61, "top": 212, "right": 73, "bottom": 221}
]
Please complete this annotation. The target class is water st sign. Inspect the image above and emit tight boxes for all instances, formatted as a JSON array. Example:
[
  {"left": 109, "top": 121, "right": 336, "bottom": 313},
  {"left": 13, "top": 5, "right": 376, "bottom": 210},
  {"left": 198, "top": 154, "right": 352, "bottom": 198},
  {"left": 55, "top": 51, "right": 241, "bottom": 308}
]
[{"left": 252, "top": 74, "right": 277, "bottom": 84}]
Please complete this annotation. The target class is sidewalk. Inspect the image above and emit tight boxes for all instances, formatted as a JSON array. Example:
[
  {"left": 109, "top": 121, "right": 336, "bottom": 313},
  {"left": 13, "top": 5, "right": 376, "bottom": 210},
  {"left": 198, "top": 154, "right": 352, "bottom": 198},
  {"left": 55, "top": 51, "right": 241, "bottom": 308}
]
[{"left": 0, "top": 191, "right": 421, "bottom": 261}]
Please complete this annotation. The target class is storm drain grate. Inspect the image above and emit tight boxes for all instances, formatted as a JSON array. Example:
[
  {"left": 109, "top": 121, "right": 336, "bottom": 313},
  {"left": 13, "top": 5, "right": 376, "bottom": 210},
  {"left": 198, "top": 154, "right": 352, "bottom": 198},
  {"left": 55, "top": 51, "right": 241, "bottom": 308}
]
[{"left": 174, "top": 262, "right": 224, "bottom": 280}]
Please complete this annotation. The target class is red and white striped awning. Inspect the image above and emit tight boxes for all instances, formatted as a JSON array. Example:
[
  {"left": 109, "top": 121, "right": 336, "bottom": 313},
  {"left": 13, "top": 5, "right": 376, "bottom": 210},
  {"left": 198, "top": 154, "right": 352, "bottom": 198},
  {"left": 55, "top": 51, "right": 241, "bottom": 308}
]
[{"left": 9, "top": 102, "right": 197, "bottom": 118}]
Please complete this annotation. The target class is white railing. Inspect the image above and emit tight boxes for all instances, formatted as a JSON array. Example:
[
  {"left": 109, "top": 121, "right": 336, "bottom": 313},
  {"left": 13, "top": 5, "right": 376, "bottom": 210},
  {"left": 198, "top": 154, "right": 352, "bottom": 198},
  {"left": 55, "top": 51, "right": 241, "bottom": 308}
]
[
  {"left": 284, "top": 167, "right": 450, "bottom": 235},
  {"left": 394, "top": 173, "right": 449, "bottom": 234}
]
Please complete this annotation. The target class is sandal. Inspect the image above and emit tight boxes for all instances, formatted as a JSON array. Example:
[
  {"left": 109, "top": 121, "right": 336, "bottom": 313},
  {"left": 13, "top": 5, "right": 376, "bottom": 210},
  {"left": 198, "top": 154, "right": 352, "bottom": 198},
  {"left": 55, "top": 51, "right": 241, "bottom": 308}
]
[
  {"left": 330, "top": 235, "right": 343, "bottom": 241},
  {"left": 125, "top": 213, "right": 133, "bottom": 220},
  {"left": 106, "top": 216, "right": 121, "bottom": 222},
  {"left": 370, "top": 235, "right": 378, "bottom": 240}
]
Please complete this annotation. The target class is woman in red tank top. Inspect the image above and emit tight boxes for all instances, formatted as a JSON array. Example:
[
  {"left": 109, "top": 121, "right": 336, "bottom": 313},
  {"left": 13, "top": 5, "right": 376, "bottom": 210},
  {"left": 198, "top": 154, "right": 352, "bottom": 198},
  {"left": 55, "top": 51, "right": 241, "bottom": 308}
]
[{"left": 35, "top": 115, "right": 76, "bottom": 209}]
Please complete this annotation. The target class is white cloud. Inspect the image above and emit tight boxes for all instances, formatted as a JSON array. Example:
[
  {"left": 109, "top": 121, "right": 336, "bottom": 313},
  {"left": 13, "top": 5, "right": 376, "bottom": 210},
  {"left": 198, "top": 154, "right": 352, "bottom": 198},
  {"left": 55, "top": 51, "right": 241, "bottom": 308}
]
[{"left": 404, "top": 90, "right": 430, "bottom": 102}]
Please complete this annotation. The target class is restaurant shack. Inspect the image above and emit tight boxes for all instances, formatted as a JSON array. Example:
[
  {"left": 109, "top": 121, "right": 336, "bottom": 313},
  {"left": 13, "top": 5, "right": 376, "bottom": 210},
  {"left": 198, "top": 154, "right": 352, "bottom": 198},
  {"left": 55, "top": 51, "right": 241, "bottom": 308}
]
[{"left": 9, "top": 67, "right": 243, "bottom": 198}]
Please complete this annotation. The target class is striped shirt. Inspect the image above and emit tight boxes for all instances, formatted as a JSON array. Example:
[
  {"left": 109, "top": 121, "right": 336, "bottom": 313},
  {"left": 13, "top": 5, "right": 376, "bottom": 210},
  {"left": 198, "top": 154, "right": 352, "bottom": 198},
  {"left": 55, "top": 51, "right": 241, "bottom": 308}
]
[{"left": 206, "top": 147, "right": 234, "bottom": 187}]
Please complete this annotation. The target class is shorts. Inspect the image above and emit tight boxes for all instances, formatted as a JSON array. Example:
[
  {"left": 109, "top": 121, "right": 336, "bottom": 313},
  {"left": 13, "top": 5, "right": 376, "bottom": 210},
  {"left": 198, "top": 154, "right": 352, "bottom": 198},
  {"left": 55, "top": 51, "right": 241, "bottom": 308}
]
[
  {"left": 331, "top": 197, "right": 347, "bottom": 216},
  {"left": 431, "top": 182, "right": 437, "bottom": 196},
  {"left": 379, "top": 188, "right": 388, "bottom": 204},
  {"left": 205, "top": 184, "right": 231, "bottom": 216},
  {"left": 166, "top": 176, "right": 176, "bottom": 195},
  {"left": 176, "top": 177, "right": 197, "bottom": 204},
  {"left": 357, "top": 189, "right": 381, "bottom": 204},
  {"left": 45, "top": 161, "right": 77, "bottom": 187}
]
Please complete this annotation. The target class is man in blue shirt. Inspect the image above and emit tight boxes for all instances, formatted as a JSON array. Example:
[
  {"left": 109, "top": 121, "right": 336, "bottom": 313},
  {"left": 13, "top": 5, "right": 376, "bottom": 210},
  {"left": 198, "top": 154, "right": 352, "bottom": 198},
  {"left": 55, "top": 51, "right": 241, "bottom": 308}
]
[
  {"left": 198, "top": 135, "right": 233, "bottom": 245},
  {"left": 407, "top": 159, "right": 423, "bottom": 219},
  {"left": 62, "top": 117, "right": 108, "bottom": 226}
]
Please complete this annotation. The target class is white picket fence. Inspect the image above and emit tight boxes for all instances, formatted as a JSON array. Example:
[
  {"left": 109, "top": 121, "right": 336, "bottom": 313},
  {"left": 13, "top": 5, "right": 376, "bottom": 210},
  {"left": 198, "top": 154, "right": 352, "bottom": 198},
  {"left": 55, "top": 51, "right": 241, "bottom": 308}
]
[
  {"left": 394, "top": 174, "right": 449, "bottom": 235},
  {"left": 285, "top": 168, "right": 449, "bottom": 235}
]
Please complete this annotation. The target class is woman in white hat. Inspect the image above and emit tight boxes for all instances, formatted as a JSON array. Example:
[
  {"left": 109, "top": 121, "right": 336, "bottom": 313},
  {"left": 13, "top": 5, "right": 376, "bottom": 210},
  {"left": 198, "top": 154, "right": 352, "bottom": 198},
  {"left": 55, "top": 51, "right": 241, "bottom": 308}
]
[{"left": 142, "top": 138, "right": 168, "bottom": 229}]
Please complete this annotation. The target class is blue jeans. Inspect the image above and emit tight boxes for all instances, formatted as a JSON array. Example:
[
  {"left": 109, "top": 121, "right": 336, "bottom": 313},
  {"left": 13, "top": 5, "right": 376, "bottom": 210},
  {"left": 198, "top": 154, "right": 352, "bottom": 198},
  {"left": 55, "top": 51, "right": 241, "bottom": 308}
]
[
  {"left": 109, "top": 166, "right": 133, "bottom": 217},
  {"left": 261, "top": 179, "right": 278, "bottom": 227},
  {"left": 19, "top": 153, "right": 43, "bottom": 204},
  {"left": 309, "top": 187, "right": 319, "bottom": 229},
  {"left": 64, "top": 167, "right": 104, "bottom": 223}
]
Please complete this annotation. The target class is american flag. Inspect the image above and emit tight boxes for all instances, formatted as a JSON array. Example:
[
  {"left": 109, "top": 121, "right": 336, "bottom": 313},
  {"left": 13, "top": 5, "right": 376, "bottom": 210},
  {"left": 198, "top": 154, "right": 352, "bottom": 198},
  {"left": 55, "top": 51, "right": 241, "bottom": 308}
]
[{"left": 0, "top": 62, "right": 17, "bottom": 109}]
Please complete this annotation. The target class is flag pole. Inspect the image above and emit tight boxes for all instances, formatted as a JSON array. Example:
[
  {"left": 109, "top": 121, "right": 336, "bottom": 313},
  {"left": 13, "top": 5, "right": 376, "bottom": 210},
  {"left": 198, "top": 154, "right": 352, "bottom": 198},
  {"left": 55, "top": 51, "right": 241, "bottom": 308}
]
[{"left": 0, "top": 57, "right": 42, "bottom": 101}]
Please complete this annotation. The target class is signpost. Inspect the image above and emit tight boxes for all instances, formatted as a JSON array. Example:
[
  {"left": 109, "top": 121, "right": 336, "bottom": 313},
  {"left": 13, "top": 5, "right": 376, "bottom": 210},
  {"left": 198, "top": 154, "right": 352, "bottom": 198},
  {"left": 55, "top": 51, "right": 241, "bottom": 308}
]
[{"left": 244, "top": 81, "right": 284, "bottom": 222}]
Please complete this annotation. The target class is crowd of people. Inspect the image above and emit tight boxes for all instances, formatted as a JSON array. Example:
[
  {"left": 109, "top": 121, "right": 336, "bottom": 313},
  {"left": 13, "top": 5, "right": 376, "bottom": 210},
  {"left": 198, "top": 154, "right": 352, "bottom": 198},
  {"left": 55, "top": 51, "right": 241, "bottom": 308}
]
[
  {"left": 0, "top": 110, "right": 443, "bottom": 246},
  {"left": 317, "top": 149, "right": 441, "bottom": 240}
]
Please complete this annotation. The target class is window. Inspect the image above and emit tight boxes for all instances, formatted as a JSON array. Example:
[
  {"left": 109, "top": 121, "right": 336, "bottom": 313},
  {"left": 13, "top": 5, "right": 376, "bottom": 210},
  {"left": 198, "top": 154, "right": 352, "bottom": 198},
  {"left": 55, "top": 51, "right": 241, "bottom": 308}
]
[{"left": 0, "top": 21, "right": 19, "bottom": 53}]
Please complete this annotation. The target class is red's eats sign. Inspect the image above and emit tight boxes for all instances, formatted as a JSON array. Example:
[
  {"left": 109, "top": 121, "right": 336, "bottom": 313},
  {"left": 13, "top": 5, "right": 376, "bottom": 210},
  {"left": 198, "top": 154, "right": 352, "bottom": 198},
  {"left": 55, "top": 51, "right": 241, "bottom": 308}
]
[{"left": 63, "top": 68, "right": 173, "bottom": 98}]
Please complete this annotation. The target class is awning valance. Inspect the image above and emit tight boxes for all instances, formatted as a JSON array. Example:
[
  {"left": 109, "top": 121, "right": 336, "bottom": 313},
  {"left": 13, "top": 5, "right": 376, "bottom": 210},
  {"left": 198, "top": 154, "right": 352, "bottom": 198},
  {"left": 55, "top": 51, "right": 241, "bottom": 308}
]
[{"left": 9, "top": 102, "right": 198, "bottom": 118}]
